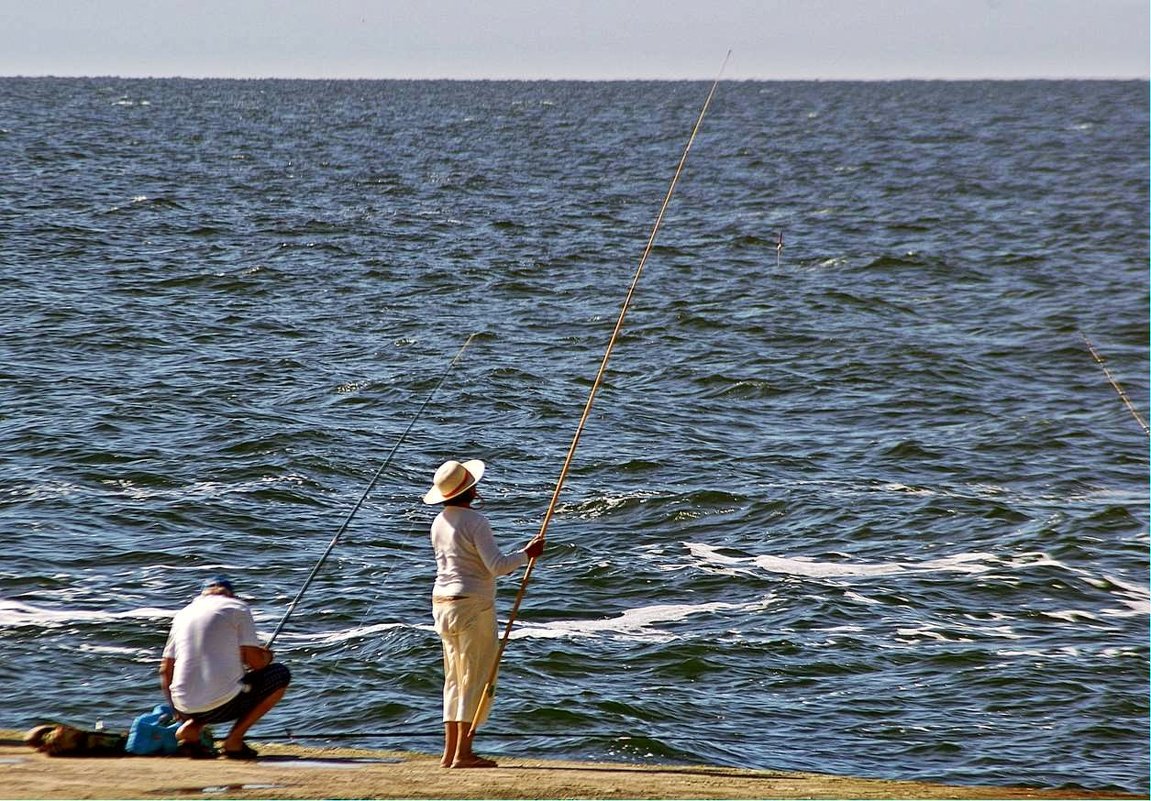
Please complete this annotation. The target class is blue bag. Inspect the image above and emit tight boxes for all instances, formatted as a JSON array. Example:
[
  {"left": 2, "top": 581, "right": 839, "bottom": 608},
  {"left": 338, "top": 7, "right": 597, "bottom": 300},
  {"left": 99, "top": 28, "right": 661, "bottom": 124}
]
[{"left": 125, "top": 704, "right": 180, "bottom": 756}]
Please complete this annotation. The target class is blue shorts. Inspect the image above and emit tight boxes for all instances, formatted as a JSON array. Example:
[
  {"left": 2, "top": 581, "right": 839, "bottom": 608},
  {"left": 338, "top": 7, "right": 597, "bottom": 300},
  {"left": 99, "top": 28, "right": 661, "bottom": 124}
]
[{"left": 183, "top": 663, "right": 291, "bottom": 724}]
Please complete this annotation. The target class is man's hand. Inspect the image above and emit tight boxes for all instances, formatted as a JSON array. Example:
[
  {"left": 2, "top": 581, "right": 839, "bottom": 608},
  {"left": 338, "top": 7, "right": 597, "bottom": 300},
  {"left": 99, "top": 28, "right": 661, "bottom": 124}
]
[{"left": 241, "top": 645, "right": 273, "bottom": 671}]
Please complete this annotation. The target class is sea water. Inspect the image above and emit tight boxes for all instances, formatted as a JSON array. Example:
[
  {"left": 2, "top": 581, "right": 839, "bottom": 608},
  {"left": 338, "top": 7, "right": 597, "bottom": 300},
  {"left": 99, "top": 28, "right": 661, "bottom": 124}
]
[{"left": 0, "top": 78, "right": 1147, "bottom": 793}]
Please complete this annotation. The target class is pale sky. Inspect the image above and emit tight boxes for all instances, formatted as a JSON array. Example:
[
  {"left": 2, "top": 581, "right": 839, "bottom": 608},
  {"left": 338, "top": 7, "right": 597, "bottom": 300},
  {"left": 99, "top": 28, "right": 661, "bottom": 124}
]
[{"left": 0, "top": 0, "right": 1147, "bottom": 80}]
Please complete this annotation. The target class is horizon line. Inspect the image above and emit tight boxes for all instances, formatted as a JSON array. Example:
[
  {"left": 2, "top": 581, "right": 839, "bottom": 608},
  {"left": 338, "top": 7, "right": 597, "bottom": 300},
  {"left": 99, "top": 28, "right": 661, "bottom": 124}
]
[{"left": 3, "top": 73, "right": 1148, "bottom": 82}]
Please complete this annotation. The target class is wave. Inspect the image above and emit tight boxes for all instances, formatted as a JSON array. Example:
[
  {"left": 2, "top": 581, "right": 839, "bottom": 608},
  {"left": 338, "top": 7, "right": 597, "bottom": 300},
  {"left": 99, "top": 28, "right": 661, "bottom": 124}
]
[
  {"left": 510, "top": 598, "right": 765, "bottom": 642},
  {"left": 278, "top": 621, "right": 412, "bottom": 645},
  {"left": 0, "top": 598, "right": 174, "bottom": 628},
  {"left": 683, "top": 542, "right": 997, "bottom": 579}
]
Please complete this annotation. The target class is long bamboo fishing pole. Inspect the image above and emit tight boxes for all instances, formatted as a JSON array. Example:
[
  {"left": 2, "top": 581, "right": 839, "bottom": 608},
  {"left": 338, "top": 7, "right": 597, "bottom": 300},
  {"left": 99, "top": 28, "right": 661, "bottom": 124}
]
[
  {"left": 469, "top": 54, "right": 731, "bottom": 733},
  {"left": 267, "top": 333, "right": 478, "bottom": 648},
  {"left": 1080, "top": 331, "right": 1150, "bottom": 437}
]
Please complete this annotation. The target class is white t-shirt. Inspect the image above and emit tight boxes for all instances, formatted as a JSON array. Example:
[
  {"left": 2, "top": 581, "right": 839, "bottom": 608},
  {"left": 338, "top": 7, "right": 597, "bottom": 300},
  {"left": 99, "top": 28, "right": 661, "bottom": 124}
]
[
  {"left": 431, "top": 506, "right": 527, "bottom": 600},
  {"left": 162, "top": 594, "right": 263, "bottom": 713}
]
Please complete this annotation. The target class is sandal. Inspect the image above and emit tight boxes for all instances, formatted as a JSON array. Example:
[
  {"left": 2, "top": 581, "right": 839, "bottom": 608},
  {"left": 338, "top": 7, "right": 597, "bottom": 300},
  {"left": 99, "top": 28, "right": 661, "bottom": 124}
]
[
  {"left": 177, "top": 741, "right": 217, "bottom": 760},
  {"left": 223, "top": 743, "right": 259, "bottom": 760}
]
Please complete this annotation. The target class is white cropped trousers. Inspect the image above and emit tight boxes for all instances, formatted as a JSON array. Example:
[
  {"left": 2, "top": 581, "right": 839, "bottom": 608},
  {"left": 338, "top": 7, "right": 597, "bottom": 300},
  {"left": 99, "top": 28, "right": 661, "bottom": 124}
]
[{"left": 432, "top": 595, "right": 497, "bottom": 724}]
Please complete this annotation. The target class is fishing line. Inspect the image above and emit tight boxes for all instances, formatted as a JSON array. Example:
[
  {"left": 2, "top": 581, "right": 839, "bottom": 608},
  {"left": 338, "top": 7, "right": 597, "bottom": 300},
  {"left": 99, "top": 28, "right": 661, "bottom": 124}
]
[
  {"left": 267, "top": 333, "right": 478, "bottom": 648},
  {"left": 470, "top": 53, "right": 731, "bottom": 733},
  {"left": 1080, "top": 331, "right": 1149, "bottom": 437}
]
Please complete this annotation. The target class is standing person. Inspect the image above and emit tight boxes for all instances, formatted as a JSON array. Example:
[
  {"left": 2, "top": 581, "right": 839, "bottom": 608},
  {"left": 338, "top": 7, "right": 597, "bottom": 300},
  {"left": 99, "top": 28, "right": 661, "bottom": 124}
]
[
  {"left": 424, "top": 459, "right": 544, "bottom": 769},
  {"left": 159, "top": 576, "right": 291, "bottom": 760}
]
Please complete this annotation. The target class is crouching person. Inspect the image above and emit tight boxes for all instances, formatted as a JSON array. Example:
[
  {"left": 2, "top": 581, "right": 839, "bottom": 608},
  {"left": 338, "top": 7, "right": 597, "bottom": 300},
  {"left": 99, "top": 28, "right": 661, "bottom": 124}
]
[{"left": 159, "top": 576, "right": 290, "bottom": 759}]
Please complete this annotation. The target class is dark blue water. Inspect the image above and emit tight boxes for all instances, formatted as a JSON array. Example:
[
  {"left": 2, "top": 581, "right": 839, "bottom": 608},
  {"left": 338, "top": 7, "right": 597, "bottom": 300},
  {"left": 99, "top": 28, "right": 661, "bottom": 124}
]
[{"left": 1, "top": 78, "right": 1147, "bottom": 794}]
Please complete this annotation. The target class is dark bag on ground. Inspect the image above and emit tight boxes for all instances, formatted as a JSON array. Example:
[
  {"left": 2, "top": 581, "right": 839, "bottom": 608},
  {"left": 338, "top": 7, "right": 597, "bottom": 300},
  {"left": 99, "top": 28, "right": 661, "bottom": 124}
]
[{"left": 25, "top": 723, "right": 127, "bottom": 757}]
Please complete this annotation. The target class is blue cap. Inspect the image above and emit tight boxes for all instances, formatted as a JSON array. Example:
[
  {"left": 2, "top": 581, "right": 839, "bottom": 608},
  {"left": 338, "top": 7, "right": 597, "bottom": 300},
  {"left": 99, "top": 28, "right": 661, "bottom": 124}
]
[{"left": 201, "top": 576, "right": 235, "bottom": 594}]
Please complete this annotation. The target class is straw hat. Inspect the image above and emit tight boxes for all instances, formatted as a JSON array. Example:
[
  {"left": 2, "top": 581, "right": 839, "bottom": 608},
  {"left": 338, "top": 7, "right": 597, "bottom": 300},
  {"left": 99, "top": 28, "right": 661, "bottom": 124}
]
[{"left": 423, "top": 459, "right": 485, "bottom": 504}]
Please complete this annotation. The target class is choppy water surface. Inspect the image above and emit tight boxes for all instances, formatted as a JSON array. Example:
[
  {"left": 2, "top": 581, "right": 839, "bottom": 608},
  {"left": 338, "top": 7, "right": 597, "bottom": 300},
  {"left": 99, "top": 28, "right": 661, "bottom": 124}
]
[{"left": 1, "top": 78, "right": 1147, "bottom": 793}]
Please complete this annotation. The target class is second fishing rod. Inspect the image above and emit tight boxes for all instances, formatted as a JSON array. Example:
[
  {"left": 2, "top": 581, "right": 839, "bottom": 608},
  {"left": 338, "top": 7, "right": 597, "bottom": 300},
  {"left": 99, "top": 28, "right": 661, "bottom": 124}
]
[{"left": 267, "top": 333, "right": 477, "bottom": 649}]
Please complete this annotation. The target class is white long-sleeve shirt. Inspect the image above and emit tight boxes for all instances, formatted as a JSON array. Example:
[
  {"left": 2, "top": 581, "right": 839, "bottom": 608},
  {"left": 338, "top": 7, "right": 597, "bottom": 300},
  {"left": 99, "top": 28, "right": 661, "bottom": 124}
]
[{"left": 430, "top": 506, "right": 527, "bottom": 600}]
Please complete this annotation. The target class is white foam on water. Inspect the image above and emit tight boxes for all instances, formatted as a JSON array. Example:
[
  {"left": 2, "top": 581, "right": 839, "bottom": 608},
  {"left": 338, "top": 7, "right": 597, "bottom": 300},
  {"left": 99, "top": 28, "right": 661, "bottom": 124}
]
[
  {"left": 842, "top": 591, "right": 879, "bottom": 604},
  {"left": 893, "top": 619, "right": 1023, "bottom": 644},
  {"left": 1104, "top": 575, "right": 1150, "bottom": 599},
  {"left": 99, "top": 474, "right": 311, "bottom": 502},
  {"left": 896, "top": 627, "right": 956, "bottom": 642},
  {"left": 510, "top": 598, "right": 769, "bottom": 642},
  {"left": 284, "top": 621, "right": 410, "bottom": 645},
  {"left": 1101, "top": 574, "right": 1151, "bottom": 617},
  {"left": 877, "top": 482, "right": 939, "bottom": 497},
  {"left": 989, "top": 557, "right": 1149, "bottom": 619},
  {"left": 816, "top": 624, "right": 866, "bottom": 634},
  {"left": 1101, "top": 646, "right": 1140, "bottom": 658},
  {"left": 684, "top": 541, "right": 997, "bottom": 579},
  {"left": 1101, "top": 588, "right": 1150, "bottom": 618},
  {"left": 999, "top": 644, "right": 1141, "bottom": 660},
  {"left": 1041, "top": 609, "right": 1101, "bottom": 624},
  {"left": 571, "top": 491, "right": 651, "bottom": 520},
  {"left": 0, "top": 598, "right": 175, "bottom": 628},
  {"left": 1107, "top": 600, "right": 1151, "bottom": 618},
  {"left": 6, "top": 479, "right": 85, "bottom": 501},
  {"left": 77, "top": 643, "right": 149, "bottom": 656},
  {"left": 753, "top": 554, "right": 905, "bottom": 578}
]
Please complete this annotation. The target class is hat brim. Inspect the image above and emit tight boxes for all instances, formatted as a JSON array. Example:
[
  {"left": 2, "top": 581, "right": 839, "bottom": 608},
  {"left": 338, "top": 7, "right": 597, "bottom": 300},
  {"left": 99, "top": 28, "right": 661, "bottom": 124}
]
[{"left": 422, "top": 459, "right": 485, "bottom": 504}]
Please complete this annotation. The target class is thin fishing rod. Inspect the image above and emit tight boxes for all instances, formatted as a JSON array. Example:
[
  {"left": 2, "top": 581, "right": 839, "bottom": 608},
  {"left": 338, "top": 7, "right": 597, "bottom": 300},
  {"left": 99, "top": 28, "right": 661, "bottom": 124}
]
[
  {"left": 470, "top": 53, "right": 731, "bottom": 733},
  {"left": 1080, "top": 331, "right": 1150, "bottom": 437},
  {"left": 267, "top": 333, "right": 478, "bottom": 648}
]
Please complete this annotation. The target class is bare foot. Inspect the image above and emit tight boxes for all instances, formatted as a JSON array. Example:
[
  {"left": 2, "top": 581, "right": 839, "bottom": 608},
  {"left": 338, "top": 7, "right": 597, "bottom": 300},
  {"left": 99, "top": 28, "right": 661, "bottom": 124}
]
[{"left": 451, "top": 756, "right": 498, "bottom": 769}]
